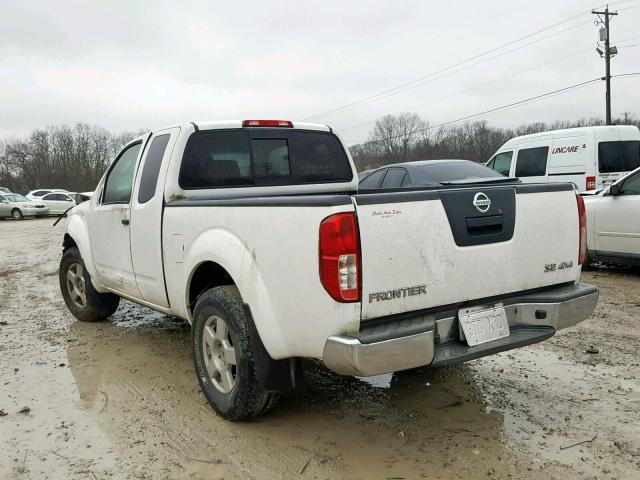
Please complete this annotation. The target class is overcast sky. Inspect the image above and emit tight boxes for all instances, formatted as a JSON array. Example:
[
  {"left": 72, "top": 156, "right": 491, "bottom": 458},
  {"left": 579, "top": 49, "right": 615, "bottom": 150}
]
[{"left": 1, "top": 0, "right": 639, "bottom": 142}]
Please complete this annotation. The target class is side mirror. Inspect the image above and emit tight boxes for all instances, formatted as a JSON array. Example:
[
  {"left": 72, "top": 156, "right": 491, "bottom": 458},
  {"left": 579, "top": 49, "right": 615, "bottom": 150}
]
[{"left": 609, "top": 184, "right": 621, "bottom": 196}]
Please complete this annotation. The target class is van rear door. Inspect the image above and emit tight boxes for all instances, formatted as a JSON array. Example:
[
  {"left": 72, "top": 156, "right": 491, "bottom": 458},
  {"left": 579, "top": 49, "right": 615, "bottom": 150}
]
[{"left": 595, "top": 126, "right": 640, "bottom": 188}]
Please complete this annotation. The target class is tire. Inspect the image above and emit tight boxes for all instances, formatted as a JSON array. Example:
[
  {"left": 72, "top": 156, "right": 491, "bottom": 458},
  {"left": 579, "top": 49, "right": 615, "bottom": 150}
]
[
  {"left": 59, "top": 247, "right": 120, "bottom": 322},
  {"left": 11, "top": 208, "right": 23, "bottom": 220},
  {"left": 192, "top": 285, "right": 279, "bottom": 420}
]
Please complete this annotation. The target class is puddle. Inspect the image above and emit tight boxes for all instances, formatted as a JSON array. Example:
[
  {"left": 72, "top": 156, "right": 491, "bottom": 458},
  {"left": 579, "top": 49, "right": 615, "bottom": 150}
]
[{"left": 357, "top": 373, "right": 393, "bottom": 388}]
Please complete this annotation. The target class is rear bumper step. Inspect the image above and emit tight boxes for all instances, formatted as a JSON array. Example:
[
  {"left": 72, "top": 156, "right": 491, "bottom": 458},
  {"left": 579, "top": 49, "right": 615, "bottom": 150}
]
[{"left": 323, "top": 283, "right": 598, "bottom": 376}]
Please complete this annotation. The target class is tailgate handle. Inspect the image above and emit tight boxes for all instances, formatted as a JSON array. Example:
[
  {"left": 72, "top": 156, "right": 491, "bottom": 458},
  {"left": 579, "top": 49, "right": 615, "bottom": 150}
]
[{"left": 465, "top": 214, "right": 503, "bottom": 236}]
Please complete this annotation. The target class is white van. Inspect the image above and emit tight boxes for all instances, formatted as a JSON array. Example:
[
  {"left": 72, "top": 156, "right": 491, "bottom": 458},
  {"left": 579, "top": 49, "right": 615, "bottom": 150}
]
[{"left": 486, "top": 125, "right": 640, "bottom": 192}]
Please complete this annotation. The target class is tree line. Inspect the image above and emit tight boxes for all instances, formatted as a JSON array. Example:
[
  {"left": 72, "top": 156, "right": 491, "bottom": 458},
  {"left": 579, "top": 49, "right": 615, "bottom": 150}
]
[
  {"left": 1, "top": 114, "right": 638, "bottom": 192},
  {"left": 349, "top": 112, "right": 640, "bottom": 171},
  {"left": 0, "top": 123, "right": 144, "bottom": 193}
]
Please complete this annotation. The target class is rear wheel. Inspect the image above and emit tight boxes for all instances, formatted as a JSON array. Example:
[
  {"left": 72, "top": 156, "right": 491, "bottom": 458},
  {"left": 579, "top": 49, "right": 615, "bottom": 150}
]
[
  {"left": 11, "top": 208, "right": 23, "bottom": 220},
  {"left": 192, "top": 286, "right": 279, "bottom": 420},
  {"left": 59, "top": 247, "right": 120, "bottom": 322}
]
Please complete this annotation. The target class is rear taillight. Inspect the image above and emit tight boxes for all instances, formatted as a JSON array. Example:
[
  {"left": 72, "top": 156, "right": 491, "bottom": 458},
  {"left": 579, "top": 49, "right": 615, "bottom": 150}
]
[
  {"left": 242, "top": 119, "right": 293, "bottom": 128},
  {"left": 576, "top": 194, "right": 587, "bottom": 265},
  {"left": 586, "top": 176, "right": 596, "bottom": 191},
  {"left": 319, "top": 213, "right": 361, "bottom": 302}
]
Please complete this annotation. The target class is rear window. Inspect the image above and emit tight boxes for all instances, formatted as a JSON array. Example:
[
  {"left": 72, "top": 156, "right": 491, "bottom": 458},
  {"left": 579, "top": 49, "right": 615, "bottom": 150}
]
[
  {"left": 598, "top": 141, "right": 640, "bottom": 173},
  {"left": 418, "top": 162, "right": 502, "bottom": 183},
  {"left": 179, "top": 129, "right": 352, "bottom": 189}
]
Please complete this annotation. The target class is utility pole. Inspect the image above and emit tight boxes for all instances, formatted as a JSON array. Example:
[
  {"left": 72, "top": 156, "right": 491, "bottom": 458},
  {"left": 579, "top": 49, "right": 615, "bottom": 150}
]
[{"left": 593, "top": 5, "right": 618, "bottom": 125}]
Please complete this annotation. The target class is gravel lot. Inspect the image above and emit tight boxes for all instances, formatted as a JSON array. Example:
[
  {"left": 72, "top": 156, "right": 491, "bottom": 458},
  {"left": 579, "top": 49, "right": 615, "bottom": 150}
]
[{"left": 1, "top": 218, "right": 639, "bottom": 480}]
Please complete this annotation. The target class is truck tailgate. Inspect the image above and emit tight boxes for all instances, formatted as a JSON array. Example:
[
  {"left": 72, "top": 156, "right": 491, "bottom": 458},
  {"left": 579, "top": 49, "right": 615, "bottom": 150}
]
[{"left": 355, "top": 184, "right": 580, "bottom": 320}]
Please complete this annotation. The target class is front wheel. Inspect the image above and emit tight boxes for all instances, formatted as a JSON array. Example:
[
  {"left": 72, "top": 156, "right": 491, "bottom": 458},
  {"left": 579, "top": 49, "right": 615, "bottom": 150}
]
[
  {"left": 59, "top": 247, "right": 120, "bottom": 322},
  {"left": 11, "top": 208, "right": 23, "bottom": 220},
  {"left": 192, "top": 286, "right": 279, "bottom": 420}
]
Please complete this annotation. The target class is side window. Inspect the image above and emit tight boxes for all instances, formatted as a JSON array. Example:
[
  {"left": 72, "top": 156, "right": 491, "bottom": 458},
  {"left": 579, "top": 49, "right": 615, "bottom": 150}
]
[
  {"left": 515, "top": 147, "right": 548, "bottom": 177},
  {"left": 359, "top": 169, "right": 386, "bottom": 189},
  {"left": 42, "top": 194, "right": 54, "bottom": 201},
  {"left": 486, "top": 158, "right": 495, "bottom": 170},
  {"left": 138, "top": 134, "right": 170, "bottom": 204},
  {"left": 61, "top": 194, "right": 73, "bottom": 201},
  {"left": 102, "top": 142, "right": 142, "bottom": 204},
  {"left": 381, "top": 168, "right": 407, "bottom": 188},
  {"left": 401, "top": 173, "right": 412, "bottom": 187},
  {"left": 621, "top": 172, "right": 640, "bottom": 196},
  {"left": 33, "top": 190, "right": 47, "bottom": 197},
  {"left": 493, "top": 151, "right": 513, "bottom": 176},
  {"left": 0, "top": 195, "right": 7, "bottom": 203}
]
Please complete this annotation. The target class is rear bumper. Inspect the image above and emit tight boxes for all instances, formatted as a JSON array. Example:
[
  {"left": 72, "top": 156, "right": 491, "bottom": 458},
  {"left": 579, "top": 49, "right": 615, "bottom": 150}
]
[{"left": 323, "top": 283, "right": 599, "bottom": 376}]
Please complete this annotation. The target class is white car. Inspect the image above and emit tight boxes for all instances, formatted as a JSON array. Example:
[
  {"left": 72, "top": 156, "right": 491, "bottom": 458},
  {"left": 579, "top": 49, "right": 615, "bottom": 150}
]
[
  {"left": 0, "top": 192, "right": 49, "bottom": 219},
  {"left": 584, "top": 166, "right": 640, "bottom": 266},
  {"left": 41, "top": 192, "right": 78, "bottom": 215},
  {"left": 59, "top": 119, "right": 598, "bottom": 420},
  {"left": 26, "top": 188, "right": 69, "bottom": 201}
]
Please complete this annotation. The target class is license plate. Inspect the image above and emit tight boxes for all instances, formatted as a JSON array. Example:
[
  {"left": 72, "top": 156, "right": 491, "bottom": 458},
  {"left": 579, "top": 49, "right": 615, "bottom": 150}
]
[{"left": 458, "top": 305, "right": 510, "bottom": 347}]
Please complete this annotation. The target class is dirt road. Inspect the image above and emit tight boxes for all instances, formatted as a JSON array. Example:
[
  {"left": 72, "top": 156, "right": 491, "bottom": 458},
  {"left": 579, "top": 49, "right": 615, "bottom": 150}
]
[{"left": 1, "top": 218, "right": 639, "bottom": 479}]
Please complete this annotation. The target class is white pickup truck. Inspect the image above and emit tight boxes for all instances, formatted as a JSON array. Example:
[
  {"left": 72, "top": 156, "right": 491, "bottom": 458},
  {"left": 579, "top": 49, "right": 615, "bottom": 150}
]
[{"left": 59, "top": 119, "right": 599, "bottom": 420}]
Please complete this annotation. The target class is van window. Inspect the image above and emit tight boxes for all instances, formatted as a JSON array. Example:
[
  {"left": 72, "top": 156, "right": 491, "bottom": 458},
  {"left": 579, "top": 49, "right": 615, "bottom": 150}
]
[
  {"left": 179, "top": 129, "right": 353, "bottom": 189},
  {"left": 598, "top": 141, "right": 640, "bottom": 173},
  {"left": 515, "top": 147, "right": 548, "bottom": 177},
  {"left": 492, "top": 151, "right": 513, "bottom": 176}
]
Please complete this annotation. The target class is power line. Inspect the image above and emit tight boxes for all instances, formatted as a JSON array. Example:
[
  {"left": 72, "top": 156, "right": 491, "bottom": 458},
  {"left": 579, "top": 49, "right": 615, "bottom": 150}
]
[
  {"left": 302, "top": 11, "right": 595, "bottom": 121},
  {"left": 301, "top": 4, "right": 638, "bottom": 122},
  {"left": 345, "top": 78, "right": 603, "bottom": 145},
  {"left": 312, "top": 20, "right": 594, "bottom": 122},
  {"left": 338, "top": 46, "right": 595, "bottom": 132},
  {"left": 304, "top": 0, "right": 640, "bottom": 122},
  {"left": 345, "top": 73, "right": 640, "bottom": 146}
]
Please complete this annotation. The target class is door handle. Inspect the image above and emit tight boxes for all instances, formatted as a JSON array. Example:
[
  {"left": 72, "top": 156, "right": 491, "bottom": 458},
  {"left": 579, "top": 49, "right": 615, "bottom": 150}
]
[{"left": 121, "top": 219, "right": 130, "bottom": 226}]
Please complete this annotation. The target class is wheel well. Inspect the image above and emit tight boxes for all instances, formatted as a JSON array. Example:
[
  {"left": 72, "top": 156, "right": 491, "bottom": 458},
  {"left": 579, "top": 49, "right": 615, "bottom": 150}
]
[
  {"left": 188, "top": 261, "right": 234, "bottom": 314},
  {"left": 63, "top": 234, "right": 77, "bottom": 251}
]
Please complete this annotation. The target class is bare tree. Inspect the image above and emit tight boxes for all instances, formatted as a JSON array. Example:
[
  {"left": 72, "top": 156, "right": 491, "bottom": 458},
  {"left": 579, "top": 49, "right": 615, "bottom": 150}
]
[
  {"left": 0, "top": 123, "right": 145, "bottom": 193},
  {"left": 349, "top": 113, "right": 640, "bottom": 172},
  {"left": 369, "top": 113, "right": 428, "bottom": 163}
]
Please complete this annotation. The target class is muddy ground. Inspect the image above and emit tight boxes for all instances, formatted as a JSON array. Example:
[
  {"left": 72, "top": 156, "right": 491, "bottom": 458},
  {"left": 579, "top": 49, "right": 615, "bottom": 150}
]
[{"left": 1, "top": 218, "right": 639, "bottom": 480}]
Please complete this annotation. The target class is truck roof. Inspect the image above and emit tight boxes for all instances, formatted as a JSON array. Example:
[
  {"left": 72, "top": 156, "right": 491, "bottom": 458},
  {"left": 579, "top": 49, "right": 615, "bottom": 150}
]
[
  {"left": 500, "top": 125, "right": 640, "bottom": 149},
  {"left": 189, "top": 120, "right": 332, "bottom": 133}
]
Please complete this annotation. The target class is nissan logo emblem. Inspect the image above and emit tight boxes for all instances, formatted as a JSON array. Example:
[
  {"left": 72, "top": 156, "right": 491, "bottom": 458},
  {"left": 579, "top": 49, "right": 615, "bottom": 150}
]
[{"left": 473, "top": 192, "right": 491, "bottom": 213}]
